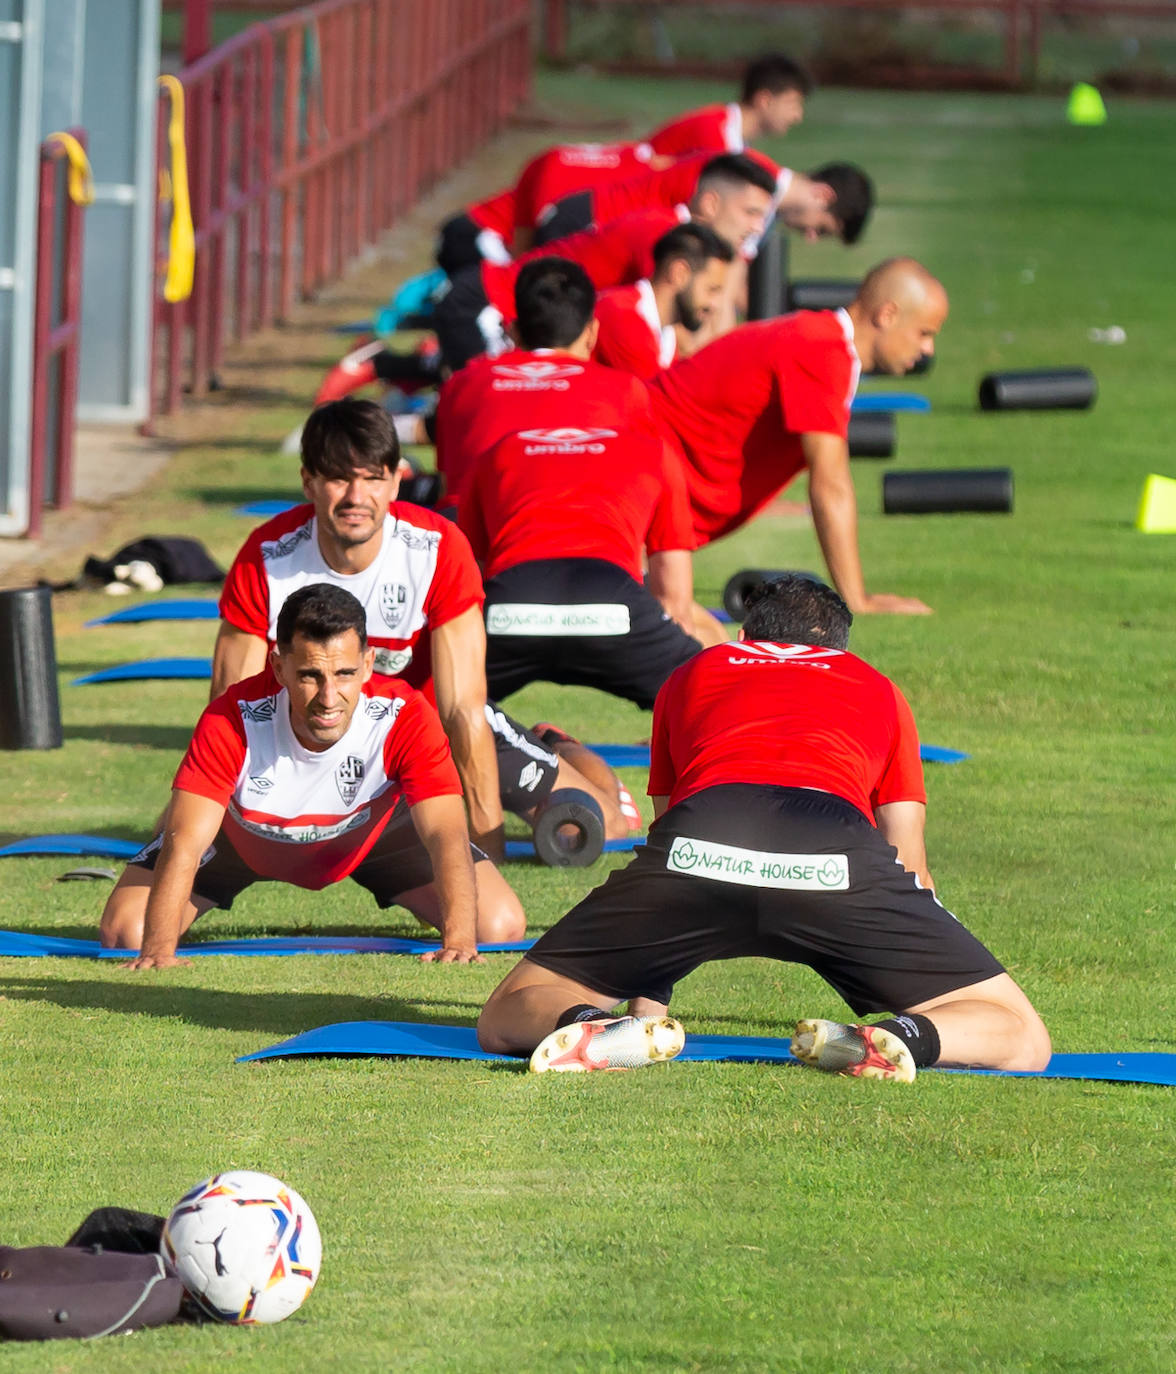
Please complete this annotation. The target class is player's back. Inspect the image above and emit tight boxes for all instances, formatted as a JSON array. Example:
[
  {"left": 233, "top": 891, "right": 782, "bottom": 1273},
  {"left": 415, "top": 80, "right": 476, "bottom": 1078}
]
[{"left": 646, "top": 103, "right": 742, "bottom": 157}]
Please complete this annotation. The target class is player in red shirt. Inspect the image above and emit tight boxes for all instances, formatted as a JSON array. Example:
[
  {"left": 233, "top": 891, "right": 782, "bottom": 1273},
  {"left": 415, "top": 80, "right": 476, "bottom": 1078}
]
[
  {"left": 457, "top": 259, "right": 701, "bottom": 710},
  {"left": 434, "top": 187, "right": 518, "bottom": 277},
  {"left": 215, "top": 400, "right": 631, "bottom": 853},
  {"left": 477, "top": 576, "right": 1051, "bottom": 1077},
  {"left": 650, "top": 257, "right": 945, "bottom": 617},
  {"left": 591, "top": 223, "right": 734, "bottom": 380},
  {"left": 101, "top": 583, "right": 526, "bottom": 968},
  {"left": 646, "top": 53, "right": 812, "bottom": 158}
]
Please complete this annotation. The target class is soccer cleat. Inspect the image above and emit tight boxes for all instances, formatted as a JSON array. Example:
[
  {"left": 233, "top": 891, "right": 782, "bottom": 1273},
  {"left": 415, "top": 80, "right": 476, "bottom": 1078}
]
[
  {"left": 313, "top": 339, "right": 385, "bottom": 404},
  {"left": 529, "top": 1015, "right": 685, "bottom": 1074},
  {"left": 791, "top": 1019, "right": 916, "bottom": 1083},
  {"left": 615, "top": 782, "right": 643, "bottom": 833}
]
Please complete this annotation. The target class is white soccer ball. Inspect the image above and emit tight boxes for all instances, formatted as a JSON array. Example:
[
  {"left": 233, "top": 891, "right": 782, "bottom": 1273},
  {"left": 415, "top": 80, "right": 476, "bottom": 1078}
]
[{"left": 161, "top": 1170, "right": 322, "bottom": 1324}]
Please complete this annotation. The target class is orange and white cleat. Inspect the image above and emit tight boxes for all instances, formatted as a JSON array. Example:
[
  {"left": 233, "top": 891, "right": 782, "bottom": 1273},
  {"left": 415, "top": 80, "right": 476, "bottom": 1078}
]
[
  {"left": 790, "top": 1019, "right": 916, "bottom": 1083},
  {"left": 313, "top": 339, "right": 386, "bottom": 405},
  {"left": 529, "top": 1015, "right": 685, "bottom": 1074}
]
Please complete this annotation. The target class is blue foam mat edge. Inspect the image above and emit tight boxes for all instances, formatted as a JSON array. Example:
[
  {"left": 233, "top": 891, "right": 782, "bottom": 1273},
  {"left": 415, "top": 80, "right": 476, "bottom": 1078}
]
[
  {"left": 0, "top": 930, "right": 534, "bottom": 959},
  {"left": 85, "top": 600, "right": 220, "bottom": 626},
  {"left": 72, "top": 658, "right": 213, "bottom": 685},
  {"left": 236, "top": 1020, "right": 1176, "bottom": 1084}
]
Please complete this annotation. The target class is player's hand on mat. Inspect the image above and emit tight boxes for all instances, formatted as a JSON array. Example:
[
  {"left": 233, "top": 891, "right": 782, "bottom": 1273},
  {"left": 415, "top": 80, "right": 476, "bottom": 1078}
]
[
  {"left": 419, "top": 945, "right": 485, "bottom": 965},
  {"left": 122, "top": 953, "right": 193, "bottom": 970},
  {"left": 855, "top": 592, "right": 933, "bottom": 616}
]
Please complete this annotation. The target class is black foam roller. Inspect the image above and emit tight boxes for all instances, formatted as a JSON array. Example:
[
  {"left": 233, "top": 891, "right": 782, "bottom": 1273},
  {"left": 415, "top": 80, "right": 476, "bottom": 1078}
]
[
  {"left": 848, "top": 411, "right": 895, "bottom": 459},
  {"left": 722, "top": 569, "right": 827, "bottom": 621},
  {"left": 531, "top": 787, "right": 605, "bottom": 867},
  {"left": 978, "top": 367, "right": 1096, "bottom": 411},
  {"left": 747, "top": 224, "right": 788, "bottom": 322},
  {"left": 0, "top": 586, "right": 63, "bottom": 750},
  {"left": 883, "top": 468, "right": 1013, "bottom": 515},
  {"left": 785, "top": 278, "right": 859, "bottom": 312}
]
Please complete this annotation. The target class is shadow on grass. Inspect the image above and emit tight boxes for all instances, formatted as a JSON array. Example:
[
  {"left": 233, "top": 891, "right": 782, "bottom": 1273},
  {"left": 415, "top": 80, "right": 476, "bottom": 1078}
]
[
  {"left": 63, "top": 724, "right": 197, "bottom": 751},
  {"left": 0, "top": 975, "right": 485, "bottom": 1037}
]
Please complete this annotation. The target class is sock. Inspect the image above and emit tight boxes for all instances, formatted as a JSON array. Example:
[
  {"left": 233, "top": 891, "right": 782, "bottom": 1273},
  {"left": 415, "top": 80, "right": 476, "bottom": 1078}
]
[
  {"left": 555, "top": 1004, "right": 615, "bottom": 1030},
  {"left": 872, "top": 1013, "right": 940, "bottom": 1068}
]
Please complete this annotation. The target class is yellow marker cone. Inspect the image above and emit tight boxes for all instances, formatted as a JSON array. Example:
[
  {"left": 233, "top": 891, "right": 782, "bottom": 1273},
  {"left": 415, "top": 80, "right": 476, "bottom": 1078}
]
[
  {"left": 1067, "top": 83, "right": 1107, "bottom": 126},
  {"left": 1136, "top": 474, "right": 1176, "bottom": 533}
]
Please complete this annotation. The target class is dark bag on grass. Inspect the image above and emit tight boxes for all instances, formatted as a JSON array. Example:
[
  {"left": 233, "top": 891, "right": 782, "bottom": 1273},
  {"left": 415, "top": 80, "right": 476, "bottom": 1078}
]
[
  {"left": 82, "top": 536, "right": 225, "bottom": 586},
  {"left": 0, "top": 1208, "right": 184, "bottom": 1341}
]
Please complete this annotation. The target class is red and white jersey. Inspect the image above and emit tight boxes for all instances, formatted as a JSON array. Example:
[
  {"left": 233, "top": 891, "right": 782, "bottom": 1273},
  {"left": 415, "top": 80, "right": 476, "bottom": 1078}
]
[
  {"left": 647, "top": 103, "right": 743, "bottom": 157},
  {"left": 479, "top": 207, "right": 687, "bottom": 319},
  {"left": 174, "top": 672, "right": 461, "bottom": 889},
  {"left": 465, "top": 188, "right": 517, "bottom": 264},
  {"left": 434, "top": 348, "right": 659, "bottom": 512},
  {"left": 649, "top": 309, "right": 860, "bottom": 545},
  {"left": 592, "top": 280, "right": 677, "bottom": 381},
  {"left": 649, "top": 641, "right": 926, "bottom": 820},
  {"left": 515, "top": 141, "right": 658, "bottom": 230},
  {"left": 218, "top": 503, "right": 484, "bottom": 696},
  {"left": 578, "top": 153, "right": 715, "bottom": 231},
  {"left": 459, "top": 424, "right": 694, "bottom": 581}
]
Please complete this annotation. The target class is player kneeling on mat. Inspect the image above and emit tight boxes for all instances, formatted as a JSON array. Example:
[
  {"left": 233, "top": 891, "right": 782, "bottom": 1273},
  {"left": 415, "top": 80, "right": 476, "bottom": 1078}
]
[
  {"left": 101, "top": 584, "right": 524, "bottom": 968},
  {"left": 477, "top": 575, "right": 1050, "bottom": 1077}
]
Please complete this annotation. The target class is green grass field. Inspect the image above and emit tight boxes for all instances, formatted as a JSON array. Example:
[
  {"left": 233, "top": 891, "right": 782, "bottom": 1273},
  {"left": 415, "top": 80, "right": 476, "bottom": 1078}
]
[{"left": 1, "top": 73, "right": 1175, "bottom": 1370}]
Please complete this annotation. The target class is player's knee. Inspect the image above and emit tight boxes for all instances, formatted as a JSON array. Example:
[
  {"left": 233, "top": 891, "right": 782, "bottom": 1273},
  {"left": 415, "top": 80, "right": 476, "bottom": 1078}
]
[
  {"left": 476, "top": 883, "right": 527, "bottom": 943},
  {"left": 1006, "top": 1009, "right": 1052, "bottom": 1072},
  {"left": 98, "top": 898, "right": 143, "bottom": 950},
  {"left": 475, "top": 1002, "right": 513, "bottom": 1054}
]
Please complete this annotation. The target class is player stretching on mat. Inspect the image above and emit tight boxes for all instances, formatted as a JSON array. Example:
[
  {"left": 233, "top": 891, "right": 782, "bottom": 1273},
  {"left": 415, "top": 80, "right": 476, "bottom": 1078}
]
[
  {"left": 477, "top": 576, "right": 1051, "bottom": 1078},
  {"left": 103, "top": 584, "right": 524, "bottom": 968}
]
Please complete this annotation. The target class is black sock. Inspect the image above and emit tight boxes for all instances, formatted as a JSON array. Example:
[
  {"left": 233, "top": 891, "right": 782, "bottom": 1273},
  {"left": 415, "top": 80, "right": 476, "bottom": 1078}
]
[
  {"left": 555, "top": 1004, "right": 614, "bottom": 1029},
  {"left": 873, "top": 1013, "right": 941, "bottom": 1068}
]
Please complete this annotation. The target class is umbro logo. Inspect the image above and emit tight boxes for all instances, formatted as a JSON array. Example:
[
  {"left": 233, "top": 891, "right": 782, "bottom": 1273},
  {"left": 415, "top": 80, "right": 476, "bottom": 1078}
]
[
  {"left": 247, "top": 775, "right": 273, "bottom": 791},
  {"left": 519, "top": 426, "right": 616, "bottom": 455},
  {"left": 491, "top": 360, "right": 582, "bottom": 391},
  {"left": 726, "top": 642, "right": 843, "bottom": 666}
]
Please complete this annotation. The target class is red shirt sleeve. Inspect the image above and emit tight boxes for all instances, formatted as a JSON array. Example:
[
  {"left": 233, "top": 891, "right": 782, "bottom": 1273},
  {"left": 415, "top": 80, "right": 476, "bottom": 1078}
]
[
  {"left": 382, "top": 691, "right": 463, "bottom": 806},
  {"left": 422, "top": 520, "right": 486, "bottom": 628},
  {"left": 644, "top": 438, "right": 697, "bottom": 554},
  {"left": 218, "top": 532, "right": 270, "bottom": 636},
  {"left": 592, "top": 299, "right": 660, "bottom": 381},
  {"left": 173, "top": 697, "right": 247, "bottom": 803},
  {"left": 777, "top": 331, "right": 854, "bottom": 439},
  {"left": 871, "top": 684, "right": 927, "bottom": 809},
  {"left": 647, "top": 665, "right": 684, "bottom": 798}
]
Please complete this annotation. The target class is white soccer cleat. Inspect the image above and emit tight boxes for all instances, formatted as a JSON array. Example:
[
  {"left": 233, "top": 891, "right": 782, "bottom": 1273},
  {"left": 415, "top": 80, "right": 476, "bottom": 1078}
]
[
  {"left": 791, "top": 1018, "right": 916, "bottom": 1083},
  {"left": 529, "top": 1015, "right": 685, "bottom": 1074}
]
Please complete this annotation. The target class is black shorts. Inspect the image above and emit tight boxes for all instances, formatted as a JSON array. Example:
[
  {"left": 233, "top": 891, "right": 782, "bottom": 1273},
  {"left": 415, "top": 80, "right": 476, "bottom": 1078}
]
[
  {"left": 484, "top": 558, "right": 701, "bottom": 711},
  {"left": 130, "top": 803, "right": 489, "bottom": 913},
  {"left": 486, "top": 701, "right": 559, "bottom": 813},
  {"left": 534, "top": 190, "right": 593, "bottom": 245},
  {"left": 432, "top": 267, "right": 507, "bottom": 372},
  {"left": 525, "top": 784, "right": 1006, "bottom": 1014}
]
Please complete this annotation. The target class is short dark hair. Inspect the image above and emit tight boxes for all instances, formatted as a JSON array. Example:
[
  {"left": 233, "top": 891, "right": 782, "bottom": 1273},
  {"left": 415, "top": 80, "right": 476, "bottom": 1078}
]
[
  {"left": 301, "top": 398, "right": 400, "bottom": 479},
  {"left": 652, "top": 222, "right": 735, "bottom": 276},
  {"left": 275, "top": 583, "right": 368, "bottom": 653},
  {"left": 740, "top": 575, "right": 852, "bottom": 650},
  {"left": 513, "top": 257, "right": 596, "bottom": 348},
  {"left": 741, "top": 54, "right": 813, "bottom": 103},
  {"left": 696, "top": 152, "right": 778, "bottom": 201},
  {"left": 809, "top": 162, "right": 874, "bottom": 246}
]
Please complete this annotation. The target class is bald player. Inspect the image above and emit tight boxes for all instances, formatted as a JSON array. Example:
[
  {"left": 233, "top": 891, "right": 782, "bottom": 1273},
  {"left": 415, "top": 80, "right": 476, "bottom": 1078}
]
[{"left": 649, "top": 258, "right": 948, "bottom": 616}]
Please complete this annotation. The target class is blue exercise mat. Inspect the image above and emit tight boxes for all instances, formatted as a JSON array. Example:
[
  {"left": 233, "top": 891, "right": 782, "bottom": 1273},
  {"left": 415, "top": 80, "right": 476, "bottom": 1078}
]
[
  {"left": 72, "top": 658, "right": 212, "bottom": 685},
  {"left": 237, "top": 1021, "right": 1176, "bottom": 1085},
  {"left": 235, "top": 500, "right": 300, "bottom": 518},
  {"left": 503, "top": 836, "right": 642, "bottom": 861},
  {"left": 588, "top": 744, "right": 968, "bottom": 768},
  {"left": 86, "top": 599, "right": 219, "bottom": 627},
  {"left": 0, "top": 834, "right": 143, "bottom": 860},
  {"left": 0, "top": 931, "right": 534, "bottom": 960},
  {"left": 852, "top": 393, "right": 931, "bottom": 414}
]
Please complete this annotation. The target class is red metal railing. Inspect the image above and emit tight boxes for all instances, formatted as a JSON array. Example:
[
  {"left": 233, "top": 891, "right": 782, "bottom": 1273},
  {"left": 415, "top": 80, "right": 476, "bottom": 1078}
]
[
  {"left": 28, "top": 131, "right": 87, "bottom": 539},
  {"left": 150, "top": 0, "right": 532, "bottom": 420}
]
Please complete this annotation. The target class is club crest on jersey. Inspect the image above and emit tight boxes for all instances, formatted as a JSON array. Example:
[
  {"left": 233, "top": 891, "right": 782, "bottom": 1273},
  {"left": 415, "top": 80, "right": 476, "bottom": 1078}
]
[
  {"left": 726, "top": 642, "right": 844, "bottom": 666},
  {"left": 380, "top": 582, "right": 409, "bottom": 629},
  {"left": 239, "top": 694, "right": 279, "bottom": 722},
  {"left": 336, "top": 755, "right": 365, "bottom": 805},
  {"left": 491, "top": 360, "right": 583, "bottom": 391},
  {"left": 518, "top": 426, "right": 617, "bottom": 455}
]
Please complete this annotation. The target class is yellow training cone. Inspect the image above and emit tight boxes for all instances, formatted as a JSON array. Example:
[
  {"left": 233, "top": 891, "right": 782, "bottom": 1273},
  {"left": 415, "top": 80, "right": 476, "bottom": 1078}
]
[
  {"left": 1067, "top": 83, "right": 1107, "bottom": 126},
  {"left": 1136, "top": 474, "right": 1176, "bottom": 533}
]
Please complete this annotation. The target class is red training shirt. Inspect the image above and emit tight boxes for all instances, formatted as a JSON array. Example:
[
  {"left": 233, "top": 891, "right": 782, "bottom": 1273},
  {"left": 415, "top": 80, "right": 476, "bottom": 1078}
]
[
  {"left": 174, "top": 671, "right": 461, "bottom": 888},
  {"left": 515, "top": 141, "right": 658, "bottom": 230},
  {"left": 649, "top": 640, "right": 926, "bottom": 820},
  {"left": 649, "top": 309, "right": 860, "bottom": 545},
  {"left": 434, "top": 347, "right": 659, "bottom": 513},
  {"left": 592, "top": 281, "right": 677, "bottom": 381},
  {"left": 646, "top": 103, "right": 744, "bottom": 157},
  {"left": 459, "top": 424, "right": 695, "bottom": 581}
]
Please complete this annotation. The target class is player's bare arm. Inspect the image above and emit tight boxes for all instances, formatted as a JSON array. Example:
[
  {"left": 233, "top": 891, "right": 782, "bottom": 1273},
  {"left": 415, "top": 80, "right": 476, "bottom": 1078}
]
[
  {"left": 646, "top": 549, "right": 695, "bottom": 633},
  {"left": 875, "top": 799, "right": 935, "bottom": 893},
  {"left": 123, "top": 790, "right": 226, "bottom": 969},
  {"left": 410, "top": 794, "right": 484, "bottom": 964},
  {"left": 210, "top": 620, "right": 268, "bottom": 700},
  {"left": 803, "top": 431, "right": 932, "bottom": 617},
  {"left": 431, "top": 607, "right": 506, "bottom": 861}
]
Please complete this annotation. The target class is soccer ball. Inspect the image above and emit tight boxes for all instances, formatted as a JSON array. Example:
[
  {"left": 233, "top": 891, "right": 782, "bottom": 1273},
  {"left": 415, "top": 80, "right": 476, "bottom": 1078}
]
[{"left": 161, "top": 1170, "right": 322, "bottom": 1324}]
